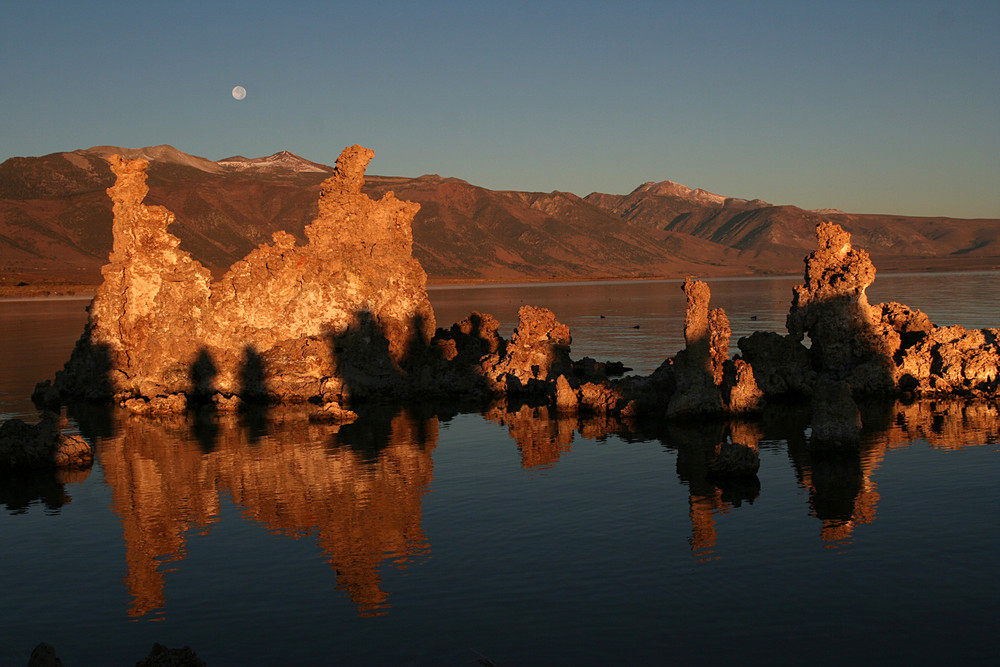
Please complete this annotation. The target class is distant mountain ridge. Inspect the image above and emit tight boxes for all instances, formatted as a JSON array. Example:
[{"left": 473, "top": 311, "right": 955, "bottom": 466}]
[
  {"left": 217, "top": 150, "right": 332, "bottom": 173},
  {"left": 85, "top": 144, "right": 224, "bottom": 173},
  {"left": 1, "top": 144, "right": 998, "bottom": 286}
]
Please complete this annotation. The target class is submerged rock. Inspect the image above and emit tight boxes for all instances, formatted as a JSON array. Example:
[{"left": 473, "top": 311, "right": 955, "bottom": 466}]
[
  {"left": 0, "top": 413, "right": 93, "bottom": 469},
  {"left": 27, "top": 642, "right": 63, "bottom": 667},
  {"left": 135, "top": 643, "right": 206, "bottom": 667}
]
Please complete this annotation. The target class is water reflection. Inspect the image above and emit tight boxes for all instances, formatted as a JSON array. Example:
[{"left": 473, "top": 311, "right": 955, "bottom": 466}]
[
  {"left": 789, "top": 399, "right": 999, "bottom": 546},
  {"left": 0, "top": 467, "right": 90, "bottom": 514},
  {"left": 29, "top": 396, "right": 995, "bottom": 620},
  {"left": 485, "top": 403, "right": 575, "bottom": 469},
  {"left": 664, "top": 419, "right": 763, "bottom": 561},
  {"left": 788, "top": 434, "right": 883, "bottom": 546},
  {"left": 98, "top": 405, "right": 436, "bottom": 618}
]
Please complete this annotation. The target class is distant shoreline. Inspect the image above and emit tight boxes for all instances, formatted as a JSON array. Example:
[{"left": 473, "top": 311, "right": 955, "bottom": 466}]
[
  {"left": 0, "top": 284, "right": 96, "bottom": 299},
  {"left": 3, "top": 257, "right": 998, "bottom": 300}
]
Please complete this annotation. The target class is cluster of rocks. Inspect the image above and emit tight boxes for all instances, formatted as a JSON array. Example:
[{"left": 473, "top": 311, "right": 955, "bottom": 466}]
[
  {"left": 27, "top": 642, "right": 204, "bottom": 667},
  {"left": 31, "top": 147, "right": 645, "bottom": 421},
  {"left": 744, "top": 222, "right": 999, "bottom": 400},
  {"left": 8, "top": 146, "right": 998, "bottom": 474},
  {"left": 424, "top": 222, "right": 997, "bottom": 469},
  {"left": 425, "top": 222, "right": 996, "bottom": 443}
]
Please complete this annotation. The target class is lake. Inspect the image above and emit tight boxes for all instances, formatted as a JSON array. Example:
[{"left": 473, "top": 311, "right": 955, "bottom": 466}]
[{"left": 1, "top": 272, "right": 998, "bottom": 665}]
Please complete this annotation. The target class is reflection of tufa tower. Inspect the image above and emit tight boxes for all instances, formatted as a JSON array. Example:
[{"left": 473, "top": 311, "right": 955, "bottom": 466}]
[
  {"left": 100, "top": 407, "right": 436, "bottom": 618},
  {"left": 669, "top": 420, "right": 762, "bottom": 561},
  {"left": 799, "top": 398, "right": 1000, "bottom": 545},
  {"left": 791, "top": 443, "right": 884, "bottom": 546},
  {"left": 485, "top": 404, "right": 575, "bottom": 469}
]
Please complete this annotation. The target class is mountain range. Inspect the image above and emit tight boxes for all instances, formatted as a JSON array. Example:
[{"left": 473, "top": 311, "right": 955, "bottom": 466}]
[{"left": 2, "top": 145, "right": 998, "bottom": 287}]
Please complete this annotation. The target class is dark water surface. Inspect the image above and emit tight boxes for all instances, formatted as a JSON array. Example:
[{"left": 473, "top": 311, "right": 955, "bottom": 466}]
[{"left": 1, "top": 273, "right": 998, "bottom": 665}]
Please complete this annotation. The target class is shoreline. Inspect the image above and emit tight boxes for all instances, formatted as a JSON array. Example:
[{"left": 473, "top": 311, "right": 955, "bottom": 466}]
[{"left": 3, "top": 257, "right": 998, "bottom": 299}]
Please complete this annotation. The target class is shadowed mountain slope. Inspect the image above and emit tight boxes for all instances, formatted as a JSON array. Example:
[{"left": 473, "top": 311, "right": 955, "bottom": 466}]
[
  {"left": 364, "top": 175, "right": 742, "bottom": 281},
  {"left": 586, "top": 182, "right": 1000, "bottom": 272},
  {"left": 2, "top": 145, "right": 998, "bottom": 287}
]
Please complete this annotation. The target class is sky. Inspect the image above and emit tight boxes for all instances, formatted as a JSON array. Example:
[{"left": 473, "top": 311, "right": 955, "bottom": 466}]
[{"left": 1, "top": 0, "right": 998, "bottom": 218}]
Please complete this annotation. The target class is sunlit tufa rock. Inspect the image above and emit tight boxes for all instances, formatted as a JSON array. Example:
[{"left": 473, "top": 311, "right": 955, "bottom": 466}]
[{"left": 51, "top": 146, "right": 435, "bottom": 411}]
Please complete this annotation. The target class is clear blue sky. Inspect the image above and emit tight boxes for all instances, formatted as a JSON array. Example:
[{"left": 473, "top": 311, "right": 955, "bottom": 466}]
[{"left": 2, "top": 0, "right": 997, "bottom": 217}]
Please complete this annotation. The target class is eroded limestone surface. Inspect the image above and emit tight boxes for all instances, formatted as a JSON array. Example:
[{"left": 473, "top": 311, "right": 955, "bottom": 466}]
[
  {"left": 741, "top": 221, "right": 1000, "bottom": 401},
  {"left": 48, "top": 146, "right": 435, "bottom": 410},
  {"left": 786, "top": 221, "right": 898, "bottom": 393},
  {"left": 666, "top": 278, "right": 763, "bottom": 417}
]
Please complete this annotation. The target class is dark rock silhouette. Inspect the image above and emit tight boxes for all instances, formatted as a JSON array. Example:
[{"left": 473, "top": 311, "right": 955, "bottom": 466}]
[
  {"left": 810, "top": 378, "right": 863, "bottom": 448},
  {"left": 27, "top": 642, "right": 63, "bottom": 667},
  {"left": 0, "top": 412, "right": 92, "bottom": 469},
  {"left": 134, "top": 643, "right": 206, "bottom": 667},
  {"left": 737, "top": 331, "right": 814, "bottom": 398}
]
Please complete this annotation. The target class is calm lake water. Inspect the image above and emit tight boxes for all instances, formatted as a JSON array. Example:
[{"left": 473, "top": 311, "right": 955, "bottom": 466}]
[{"left": 1, "top": 273, "right": 998, "bottom": 665}]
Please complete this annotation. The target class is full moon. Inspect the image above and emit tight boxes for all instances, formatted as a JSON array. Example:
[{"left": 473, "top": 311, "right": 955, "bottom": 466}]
[{"left": 232, "top": 85, "right": 247, "bottom": 100}]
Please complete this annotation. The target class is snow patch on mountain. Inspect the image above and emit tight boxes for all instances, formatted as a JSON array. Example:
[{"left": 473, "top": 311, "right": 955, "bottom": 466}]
[
  {"left": 634, "top": 180, "right": 763, "bottom": 208},
  {"left": 217, "top": 151, "right": 331, "bottom": 173}
]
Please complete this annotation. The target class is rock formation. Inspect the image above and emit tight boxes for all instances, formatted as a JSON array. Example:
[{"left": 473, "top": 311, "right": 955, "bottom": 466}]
[
  {"left": 37, "top": 145, "right": 998, "bottom": 428},
  {"left": 48, "top": 146, "right": 435, "bottom": 410},
  {"left": 0, "top": 412, "right": 92, "bottom": 469},
  {"left": 737, "top": 331, "right": 815, "bottom": 397},
  {"left": 554, "top": 375, "right": 579, "bottom": 412},
  {"left": 741, "top": 221, "right": 1000, "bottom": 402},
  {"left": 666, "top": 279, "right": 725, "bottom": 417},
  {"left": 484, "top": 305, "right": 573, "bottom": 392},
  {"left": 666, "top": 278, "right": 763, "bottom": 417},
  {"left": 786, "top": 222, "right": 898, "bottom": 393},
  {"left": 896, "top": 325, "right": 1000, "bottom": 396},
  {"left": 432, "top": 305, "right": 628, "bottom": 412},
  {"left": 28, "top": 642, "right": 63, "bottom": 667}
]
